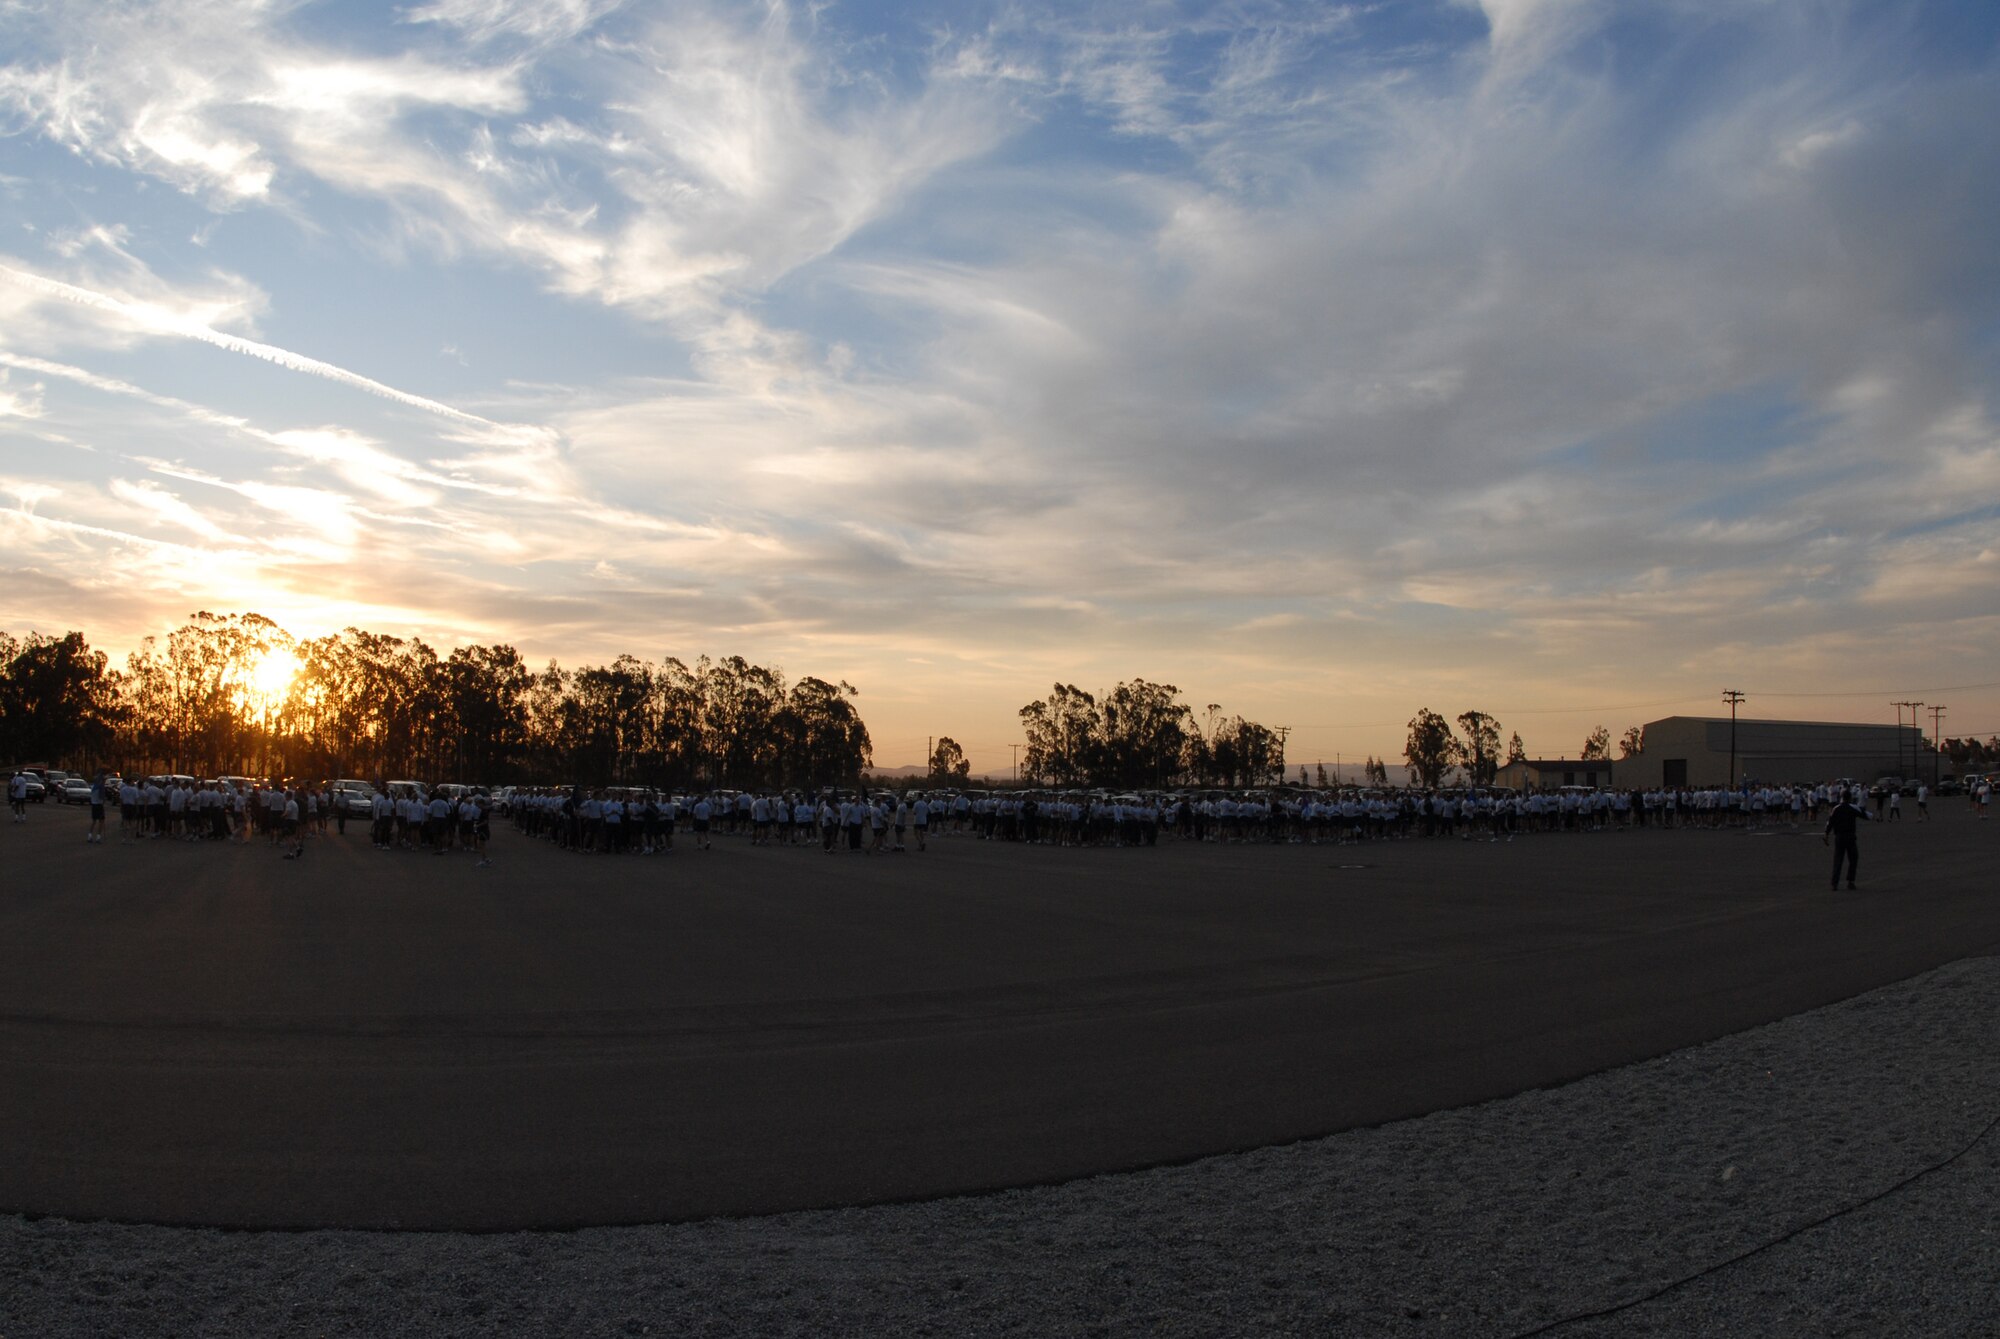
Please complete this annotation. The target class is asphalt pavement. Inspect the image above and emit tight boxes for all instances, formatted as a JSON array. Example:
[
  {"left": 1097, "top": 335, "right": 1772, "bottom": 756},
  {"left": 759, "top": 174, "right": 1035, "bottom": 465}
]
[{"left": 2, "top": 802, "right": 1993, "bottom": 1230}]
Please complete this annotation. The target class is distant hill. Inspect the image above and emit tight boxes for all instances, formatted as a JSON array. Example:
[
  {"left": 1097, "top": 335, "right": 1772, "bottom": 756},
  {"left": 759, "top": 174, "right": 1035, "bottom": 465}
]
[{"left": 863, "top": 765, "right": 1012, "bottom": 784}]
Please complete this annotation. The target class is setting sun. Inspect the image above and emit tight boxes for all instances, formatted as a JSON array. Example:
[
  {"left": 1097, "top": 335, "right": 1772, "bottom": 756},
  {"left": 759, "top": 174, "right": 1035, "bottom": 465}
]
[{"left": 249, "top": 647, "right": 300, "bottom": 707}]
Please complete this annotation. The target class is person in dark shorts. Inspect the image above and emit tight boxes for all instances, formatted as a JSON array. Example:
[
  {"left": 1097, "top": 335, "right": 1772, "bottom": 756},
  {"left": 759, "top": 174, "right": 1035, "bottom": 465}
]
[
  {"left": 88, "top": 771, "right": 108, "bottom": 843},
  {"left": 281, "top": 790, "right": 304, "bottom": 859},
  {"left": 1822, "top": 792, "right": 1870, "bottom": 890}
]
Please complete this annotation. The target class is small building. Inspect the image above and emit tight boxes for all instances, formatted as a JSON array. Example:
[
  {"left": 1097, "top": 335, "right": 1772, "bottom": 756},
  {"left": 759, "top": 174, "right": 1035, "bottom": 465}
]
[
  {"left": 1617, "top": 716, "right": 1922, "bottom": 789},
  {"left": 1493, "top": 758, "right": 1616, "bottom": 791}
]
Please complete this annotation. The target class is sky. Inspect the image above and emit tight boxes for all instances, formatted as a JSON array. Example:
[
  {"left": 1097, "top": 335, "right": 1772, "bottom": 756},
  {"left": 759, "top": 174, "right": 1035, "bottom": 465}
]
[{"left": 2, "top": 0, "right": 1998, "bottom": 775}]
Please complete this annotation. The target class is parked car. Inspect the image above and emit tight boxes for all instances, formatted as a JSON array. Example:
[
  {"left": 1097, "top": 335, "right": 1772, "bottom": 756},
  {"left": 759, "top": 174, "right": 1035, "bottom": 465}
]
[
  {"left": 12, "top": 772, "right": 47, "bottom": 802},
  {"left": 59, "top": 777, "right": 94, "bottom": 804}
]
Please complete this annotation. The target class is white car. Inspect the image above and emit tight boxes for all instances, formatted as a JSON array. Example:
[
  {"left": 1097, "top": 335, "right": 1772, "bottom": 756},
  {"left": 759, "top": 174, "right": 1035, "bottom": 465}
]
[{"left": 60, "top": 777, "right": 94, "bottom": 804}]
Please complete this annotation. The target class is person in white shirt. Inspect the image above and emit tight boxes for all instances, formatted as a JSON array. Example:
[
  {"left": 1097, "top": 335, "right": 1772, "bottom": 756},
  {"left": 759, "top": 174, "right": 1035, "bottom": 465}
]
[
  {"left": 87, "top": 772, "right": 108, "bottom": 842},
  {"left": 118, "top": 778, "right": 139, "bottom": 839},
  {"left": 145, "top": 779, "right": 166, "bottom": 838},
  {"left": 602, "top": 795, "right": 624, "bottom": 854},
  {"left": 372, "top": 789, "right": 394, "bottom": 848},
  {"left": 428, "top": 792, "right": 453, "bottom": 853},
  {"left": 281, "top": 792, "right": 304, "bottom": 858},
  {"left": 459, "top": 797, "right": 484, "bottom": 861}
]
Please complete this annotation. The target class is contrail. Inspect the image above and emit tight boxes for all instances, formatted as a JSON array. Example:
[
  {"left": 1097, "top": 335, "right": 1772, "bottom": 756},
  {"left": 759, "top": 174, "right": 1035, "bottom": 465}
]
[{"left": 1, "top": 262, "right": 520, "bottom": 433}]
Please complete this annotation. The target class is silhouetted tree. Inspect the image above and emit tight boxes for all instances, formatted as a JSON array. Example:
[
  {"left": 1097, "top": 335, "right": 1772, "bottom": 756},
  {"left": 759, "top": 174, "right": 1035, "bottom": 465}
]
[
  {"left": 1454, "top": 710, "right": 1502, "bottom": 785},
  {"left": 1404, "top": 708, "right": 1455, "bottom": 788},
  {"left": 775, "top": 676, "right": 872, "bottom": 787},
  {"left": 0, "top": 630, "right": 123, "bottom": 766},
  {"left": 1020, "top": 683, "right": 1100, "bottom": 786},
  {"left": 1098, "top": 678, "right": 1190, "bottom": 788},
  {"left": 929, "top": 736, "right": 971, "bottom": 783}
]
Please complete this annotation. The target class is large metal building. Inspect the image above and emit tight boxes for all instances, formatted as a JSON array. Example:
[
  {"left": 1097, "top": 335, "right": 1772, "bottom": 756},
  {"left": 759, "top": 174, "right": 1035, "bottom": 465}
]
[{"left": 1618, "top": 716, "right": 1924, "bottom": 789}]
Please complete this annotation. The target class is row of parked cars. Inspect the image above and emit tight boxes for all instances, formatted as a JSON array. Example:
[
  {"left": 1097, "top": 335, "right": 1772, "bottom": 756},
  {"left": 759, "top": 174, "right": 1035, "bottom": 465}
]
[
  {"left": 6, "top": 769, "right": 501, "bottom": 809},
  {"left": 8, "top": 767, "right": 94, "bottom": 804}
]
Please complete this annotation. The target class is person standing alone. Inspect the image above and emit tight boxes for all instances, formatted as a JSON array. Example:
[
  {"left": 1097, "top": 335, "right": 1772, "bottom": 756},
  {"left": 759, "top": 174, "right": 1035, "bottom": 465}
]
[{"left": 1823, "top": 790, "right": 1871, "bottom": 891}]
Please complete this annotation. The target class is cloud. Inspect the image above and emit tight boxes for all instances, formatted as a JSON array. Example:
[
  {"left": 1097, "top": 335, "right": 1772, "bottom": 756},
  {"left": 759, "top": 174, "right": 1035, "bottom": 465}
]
[
  {"left": 108, "top": 477, "right": 229, "bottom": 539},
  {"left": 0, "top": 261, "right": 550, "bottom": 440},
  {"left": 403, "top": 0, "right": 627, "bottom": 47}
]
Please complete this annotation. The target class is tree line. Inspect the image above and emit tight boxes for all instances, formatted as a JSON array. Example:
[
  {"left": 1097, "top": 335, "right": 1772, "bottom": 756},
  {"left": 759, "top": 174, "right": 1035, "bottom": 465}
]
[
  {"left": 1, "top": 613, "right": 872, "bottom": 789},
  {"left": 1012, "top": 680, "right": 1292, "bottom": 789},
  {"left": 1942, "top": 737, "right": 2000, "bottom": 773},
  {"left": 1401, "top": 710, "right": 1647, "bottom": 788}
]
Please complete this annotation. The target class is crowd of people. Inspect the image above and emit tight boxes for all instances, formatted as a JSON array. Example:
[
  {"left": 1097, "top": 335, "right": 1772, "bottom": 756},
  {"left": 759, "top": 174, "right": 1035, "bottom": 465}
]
[
  {"left": 16, "top": 770, "right": 1991, "bottom": 862},
  {"left": 6, "top": 771, "right": 495, "bottom": 863},
  {"left": 507, "top": 788, "right": 944, "bottom": 855},
  {"left": 498, "top": 778, "right": 1989, "bottom": 854}
]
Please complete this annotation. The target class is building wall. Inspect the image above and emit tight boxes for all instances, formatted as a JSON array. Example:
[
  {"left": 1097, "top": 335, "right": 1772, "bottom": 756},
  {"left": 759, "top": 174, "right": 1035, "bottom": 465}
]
[
  {"left": 1619, "top": 716, "right": 1923, "bottom": 788},
  {"left": 1494, "top": 759, "right": 1617, "bottom": 791}
]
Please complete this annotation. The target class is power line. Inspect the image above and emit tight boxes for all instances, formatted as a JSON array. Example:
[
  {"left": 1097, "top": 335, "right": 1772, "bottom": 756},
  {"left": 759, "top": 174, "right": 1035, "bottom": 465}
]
[{"left": 1744, "top": 679, "right": 2000, "bottom": 698}]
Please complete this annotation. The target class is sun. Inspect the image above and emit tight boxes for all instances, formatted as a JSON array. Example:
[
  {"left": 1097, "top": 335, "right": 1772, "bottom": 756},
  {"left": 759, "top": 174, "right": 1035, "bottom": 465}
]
[{"left": 249, "top": 647, "right": 301, "bottom": 707}]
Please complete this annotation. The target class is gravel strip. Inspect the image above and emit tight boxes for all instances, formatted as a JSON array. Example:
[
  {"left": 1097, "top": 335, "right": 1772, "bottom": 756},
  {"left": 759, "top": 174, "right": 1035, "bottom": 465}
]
[{"left": 5, "top": 957, "right": 1996, "bottom": 1338}]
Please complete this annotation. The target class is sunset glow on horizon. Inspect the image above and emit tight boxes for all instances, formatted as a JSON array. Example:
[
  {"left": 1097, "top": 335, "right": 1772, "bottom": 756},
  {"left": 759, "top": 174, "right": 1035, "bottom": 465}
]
[{"left": 4, "top": 1, "right": 1998, "bottom": 773}]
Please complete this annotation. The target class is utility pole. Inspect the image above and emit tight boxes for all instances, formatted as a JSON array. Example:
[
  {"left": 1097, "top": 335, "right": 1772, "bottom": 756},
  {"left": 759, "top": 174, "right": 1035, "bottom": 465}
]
[
  {"left": 1892, "top": 701, "right": 1923, "bottom": 780},
  {"left": 1927, "top": 705, "right": 1946, "bottom": 787},
  {"left": 1274, "top": 726, "right": 1291, "bottom": 788},
  {"left": 1722, "top": 690, "right": 1745, "bottom": 787},
  {"left": 926, "top": 736, "right": 932, "bottom": 781},
  {"left": 1010, "top": 743, "right": 1019, "bottom": 786}
]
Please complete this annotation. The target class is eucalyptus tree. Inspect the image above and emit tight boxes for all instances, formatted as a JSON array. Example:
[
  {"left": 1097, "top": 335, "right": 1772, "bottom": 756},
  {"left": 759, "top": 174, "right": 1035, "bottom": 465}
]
[
  {"left": 1098, "top": 678, "right": 1191, "bottom": 788},
  {"left": 775, "top": 676, "right": 872, "bottom": 788},
  {"left": 1404, "top": 708, "right": 1456, "bottom": 788},
  {"left": 928, "top": 736, "right": 971, "bottom": 783},
  {"left": 1454, "top": 710, "right": 1502, "bottom": 785},
  {"left": 1020, "top": 683, "right": 1100, "bottom": 787},
  {"left": 0, "top": 630, "right": 123, "bottom": 766}
]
